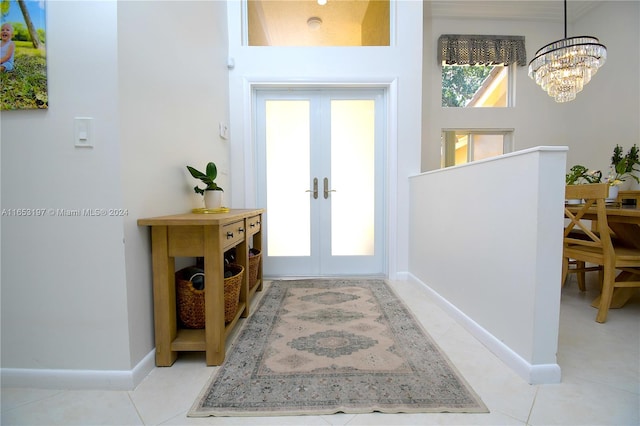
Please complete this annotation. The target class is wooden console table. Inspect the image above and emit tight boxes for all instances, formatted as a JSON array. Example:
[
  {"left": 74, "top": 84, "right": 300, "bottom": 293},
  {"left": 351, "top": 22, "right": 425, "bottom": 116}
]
[{"left": 138, "top": 209, "right": 264, "bottom": 366}]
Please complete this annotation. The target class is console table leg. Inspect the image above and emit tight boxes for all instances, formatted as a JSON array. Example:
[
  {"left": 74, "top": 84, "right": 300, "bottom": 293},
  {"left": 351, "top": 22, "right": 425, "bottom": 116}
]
[
  {"left": 151, "top": 226, "right": 178, "bottom": 366},
  {"left": 204, "top": 225, "right": 225, "bottom": 365}
]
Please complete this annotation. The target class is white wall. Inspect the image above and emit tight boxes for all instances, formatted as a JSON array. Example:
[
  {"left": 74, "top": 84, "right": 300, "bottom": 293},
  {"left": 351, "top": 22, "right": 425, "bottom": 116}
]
[
  {"left": 409, "top": 147, "right": 567, "bottom": 384},
  {"left": 225, "top": 0, "right": 424, "bottom": 278},
  {"left": 422, "top": 1, "right": 640, "bottom": 175},
  {"left": 565, "top": 1, "right": 640, "bottom": 182},
  {"left": 1, "top": 1, "right": 129, "bottom": 372},
  {"left": 1, "top": 1, "right": 230, "bottom": 388},
  {"left": 118, "top": 0, "right": 230, "bottom": 370}
]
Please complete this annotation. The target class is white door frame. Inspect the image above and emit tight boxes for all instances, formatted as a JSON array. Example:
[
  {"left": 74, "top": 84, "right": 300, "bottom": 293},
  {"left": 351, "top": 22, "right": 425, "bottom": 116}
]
[{"left": 239, "top": 79, "right": 399, "bottom": 279}]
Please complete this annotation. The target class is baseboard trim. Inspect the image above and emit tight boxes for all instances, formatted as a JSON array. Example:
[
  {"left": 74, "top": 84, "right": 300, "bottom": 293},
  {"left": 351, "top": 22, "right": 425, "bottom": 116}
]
[
  {"left": 393, "top": 271, "right": 410, "bottom": 281},
  {"left": 1, "top": 349, "right": 156, "bottom": 391},
  {"left": 407, "top": 273, "right": 561, "bottom": 385}
]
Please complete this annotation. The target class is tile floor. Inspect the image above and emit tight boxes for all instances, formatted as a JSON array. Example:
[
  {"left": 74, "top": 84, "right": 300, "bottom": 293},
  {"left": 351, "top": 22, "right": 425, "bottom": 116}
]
[{"left": 2, "top": 277, "right": 639, "bottom": 426}]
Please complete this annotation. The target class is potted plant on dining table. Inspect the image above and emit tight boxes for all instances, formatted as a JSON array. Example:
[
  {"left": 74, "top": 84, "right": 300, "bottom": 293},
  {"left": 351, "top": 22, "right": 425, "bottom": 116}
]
[
  {"left": 565, "top": 165, "right": 601, "bottom": 204},
  {"left": 606, "top": 144, "right": 640, "bottom": 200},
  {"left": 566, "top": 165, "right": 602, "bottom": 185},
  {"left": 566, "top": 144, "right": 640, "bottom": 202}
]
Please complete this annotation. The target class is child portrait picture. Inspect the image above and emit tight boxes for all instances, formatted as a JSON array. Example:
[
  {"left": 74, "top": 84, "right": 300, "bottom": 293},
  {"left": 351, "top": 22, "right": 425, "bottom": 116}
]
[{"left": 1, "top": 0, "right": 48, "bottom": 110}]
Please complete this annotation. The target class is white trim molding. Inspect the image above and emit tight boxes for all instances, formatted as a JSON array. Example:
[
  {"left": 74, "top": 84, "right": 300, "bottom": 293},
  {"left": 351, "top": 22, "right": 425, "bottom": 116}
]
[
  {"left": 408, "top": 273, "right": 561, "bottom": 384},
  {"left": 1, "top": 350, "right": 156, "bottom": 391}
]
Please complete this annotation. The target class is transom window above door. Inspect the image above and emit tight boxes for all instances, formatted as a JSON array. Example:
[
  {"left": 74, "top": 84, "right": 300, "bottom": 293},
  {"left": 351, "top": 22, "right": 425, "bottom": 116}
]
[{"left": 246, "top": 0, "right": 390, "bottom": 46}]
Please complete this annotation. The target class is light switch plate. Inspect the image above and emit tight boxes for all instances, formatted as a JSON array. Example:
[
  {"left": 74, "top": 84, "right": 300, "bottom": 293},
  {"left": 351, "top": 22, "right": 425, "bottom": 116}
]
[
  {"left": 219, "top": 122, "right": 229, "bottom": 140},
  {"left": 74, "top": 117, "right": 94, "bottom": 148}
]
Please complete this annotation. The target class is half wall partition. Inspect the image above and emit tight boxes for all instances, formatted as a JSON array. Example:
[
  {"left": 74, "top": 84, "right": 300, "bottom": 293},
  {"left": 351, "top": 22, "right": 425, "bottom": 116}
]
[{"left": 409, "top": 146, "right": 568, "bottom": 384}]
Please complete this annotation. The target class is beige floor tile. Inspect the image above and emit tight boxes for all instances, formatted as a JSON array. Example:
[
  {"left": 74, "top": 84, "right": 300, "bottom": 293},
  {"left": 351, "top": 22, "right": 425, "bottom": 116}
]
[
  {"left": 1, "top": 389, "right": 142, "bottom": 426},
  {"left": 529, "top": 379, "right": 640, "bottom": 426},
  {"left": 1, "top": 387, "right": 64, "bottom": 412},
  {"left": 130, "top": 352, "right": 215, "bottom": 425},
  {"left": 346, "top": 411, "right": 527, "bottom": 425}
]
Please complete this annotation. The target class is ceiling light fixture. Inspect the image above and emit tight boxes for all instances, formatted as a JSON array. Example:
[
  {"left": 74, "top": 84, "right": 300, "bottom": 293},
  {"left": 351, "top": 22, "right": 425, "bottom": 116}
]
[
  {"left": 317, "top": 0, "right": 327, "bottom": 5},
  {"left": 528, "top": 0, "right": 607, "bottom": 103},
  {"left": 307, "top": 16, "right": 322, "bottom": 31}
]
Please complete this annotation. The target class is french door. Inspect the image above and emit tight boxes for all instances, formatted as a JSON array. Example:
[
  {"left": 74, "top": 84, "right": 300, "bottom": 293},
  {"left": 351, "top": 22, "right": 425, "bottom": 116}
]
[{"left": 255, "top": 88, "right": 386, "bottom": 277}]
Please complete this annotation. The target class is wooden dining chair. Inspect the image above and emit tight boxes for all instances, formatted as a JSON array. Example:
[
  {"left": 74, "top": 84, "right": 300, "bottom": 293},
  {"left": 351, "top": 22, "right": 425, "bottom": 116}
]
[
  {"left": 617, "top": 190, "right": 640, "bottom": 207},
  {"left": 563, "top": 198, "right": 603, "bottom": 291},
  {"left": 564, "top": 260, "right": 601, "bottom": 291},
  {"left": 563, "top": 183, "right": 640, "bottom": 323}
]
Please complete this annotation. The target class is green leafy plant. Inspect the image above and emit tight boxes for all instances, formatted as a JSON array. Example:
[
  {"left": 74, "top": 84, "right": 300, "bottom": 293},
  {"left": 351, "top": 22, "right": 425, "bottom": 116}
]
[
  {"left": 187, "top": 162, "right": 223, "bottom": 195},
  {"left": 442, "top": 65, "right": 494, "bottom": 107},
  {"left": 608, "top": 144, "right": 640, "bottom": 185},
  {"left": 566, "top": 165, "right": 602, "bottom": 185}
]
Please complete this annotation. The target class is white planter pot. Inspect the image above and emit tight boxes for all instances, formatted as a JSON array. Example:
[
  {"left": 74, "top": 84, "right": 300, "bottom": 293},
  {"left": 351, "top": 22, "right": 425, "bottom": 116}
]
[
  {"left": 204, "top": 190, "right": 223, "bottom": 209},
  {"left": 606, "top": 185, "right": 619, "bottom": 203}
]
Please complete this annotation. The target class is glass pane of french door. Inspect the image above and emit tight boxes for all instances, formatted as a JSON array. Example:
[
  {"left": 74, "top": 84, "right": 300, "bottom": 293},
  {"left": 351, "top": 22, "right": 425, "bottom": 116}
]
[
  {"left": 255, "top": 88, "right": 385, "bottom": 277},
  {"left": 264, "top": 100, "right": 311, "bottom": 256},
  {"left": 330, "top": 100, "right": 375, "bottom": 256}
]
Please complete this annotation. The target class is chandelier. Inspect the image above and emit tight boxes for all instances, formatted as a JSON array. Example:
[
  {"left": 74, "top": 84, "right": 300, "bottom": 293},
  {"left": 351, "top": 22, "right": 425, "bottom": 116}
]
[{"left": 528, "top": 0, "right": 607, "bottom": 103}]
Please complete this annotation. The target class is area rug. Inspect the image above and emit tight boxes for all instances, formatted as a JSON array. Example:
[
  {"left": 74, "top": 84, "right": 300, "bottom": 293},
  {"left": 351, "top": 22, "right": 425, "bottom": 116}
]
[{"left": 189, "top": 279, "right": 488, "bottom": 417}]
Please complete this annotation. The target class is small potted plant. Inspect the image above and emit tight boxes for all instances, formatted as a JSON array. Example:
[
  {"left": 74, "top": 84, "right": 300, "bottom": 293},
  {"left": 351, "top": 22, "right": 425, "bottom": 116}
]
[
  {"left": 606, "top": 144, "right": 640, "bottom": 201},
  {"left": 608, "top": 144, "right": 640, "bottom": 185},
  {"left": 566, "top": 165, "right": 602, "bottom": 185},
  {"left": 187, "top": 162, "right": 224, "bottom": 209},
  {"left": 565, "top": 165, "right": 602, "bottom": 204}
]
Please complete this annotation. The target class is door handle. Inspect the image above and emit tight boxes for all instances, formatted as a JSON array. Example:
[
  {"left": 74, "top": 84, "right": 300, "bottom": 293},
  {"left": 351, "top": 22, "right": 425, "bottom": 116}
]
[
  {"left": 305, "top": 177, "right": 318, "bottom": 199},
  {"left": 324, "top": 177, "right": 336, "bottom": 199}
]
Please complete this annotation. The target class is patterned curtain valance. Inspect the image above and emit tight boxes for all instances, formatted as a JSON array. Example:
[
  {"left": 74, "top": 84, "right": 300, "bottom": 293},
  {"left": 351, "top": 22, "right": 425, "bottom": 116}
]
[{"left": 438, "top": 34, "right": 527, "bottom": 66}]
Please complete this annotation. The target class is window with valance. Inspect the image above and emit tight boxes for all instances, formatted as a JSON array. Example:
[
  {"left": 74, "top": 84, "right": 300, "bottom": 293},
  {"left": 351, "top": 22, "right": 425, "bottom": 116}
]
[{"left": 438, "top": 35, "right": 526, "bottom": 108}]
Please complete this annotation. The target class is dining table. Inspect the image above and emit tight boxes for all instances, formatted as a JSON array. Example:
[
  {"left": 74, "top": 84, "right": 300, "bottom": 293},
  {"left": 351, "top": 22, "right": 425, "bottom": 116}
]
[{"left": 565, "top": 195, "right": 640, "bottom": 309}]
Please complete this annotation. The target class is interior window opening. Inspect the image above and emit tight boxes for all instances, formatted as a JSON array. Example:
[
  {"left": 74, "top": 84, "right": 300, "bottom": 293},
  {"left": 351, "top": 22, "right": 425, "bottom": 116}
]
[
  {"left": 246, "top": 0, "right": 390, "bottom": 47},
  {"left": 441, "top": 130, "right": 514, "bottom": 167}
]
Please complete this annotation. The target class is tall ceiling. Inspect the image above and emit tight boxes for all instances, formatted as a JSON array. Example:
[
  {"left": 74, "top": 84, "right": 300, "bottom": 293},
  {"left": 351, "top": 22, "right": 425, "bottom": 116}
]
[{"left": 428, "top": 1, "right": 603, "bottom": 23}]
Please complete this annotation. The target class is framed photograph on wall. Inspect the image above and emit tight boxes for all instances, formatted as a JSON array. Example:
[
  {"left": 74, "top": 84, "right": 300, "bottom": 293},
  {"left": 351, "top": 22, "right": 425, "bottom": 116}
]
[{"left": 1, "top": 0, "right": 48, "bottom": 110}]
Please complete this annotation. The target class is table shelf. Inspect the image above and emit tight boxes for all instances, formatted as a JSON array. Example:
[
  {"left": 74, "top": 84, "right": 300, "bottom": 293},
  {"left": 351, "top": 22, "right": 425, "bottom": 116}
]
[
  {"left": 170, "top": 300, "right": 248, "bottom": 352},
  {"left": 138, "top": 209, "right": 264, "bottom": 366},
  {"left": 171, "top": 329, "right": 206, "bottom": 352}
]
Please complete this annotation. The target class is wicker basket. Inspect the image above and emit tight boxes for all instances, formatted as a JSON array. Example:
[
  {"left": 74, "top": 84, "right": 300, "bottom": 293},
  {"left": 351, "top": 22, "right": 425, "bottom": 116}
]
[
  {"left": 176, "top": 264, "right": 244, "bottom": 328},
  {"left": 222, "top": 264, "right": 243, "bottom": 323},
  {"left": 248, "top": 248, "right": 262, "bottom": 289}
]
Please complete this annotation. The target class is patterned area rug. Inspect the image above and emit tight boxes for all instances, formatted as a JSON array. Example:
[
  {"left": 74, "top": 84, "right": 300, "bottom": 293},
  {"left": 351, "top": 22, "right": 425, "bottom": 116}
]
[{"left": 189, "top": 279, "right": 488, "bottom": 417}]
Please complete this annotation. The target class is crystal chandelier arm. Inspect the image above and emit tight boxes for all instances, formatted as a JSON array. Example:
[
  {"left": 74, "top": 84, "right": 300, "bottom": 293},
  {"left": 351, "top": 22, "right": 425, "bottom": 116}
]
[{"left": 564, "top": 0, "right": 567, "bottom": 39}]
